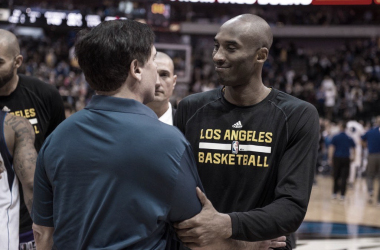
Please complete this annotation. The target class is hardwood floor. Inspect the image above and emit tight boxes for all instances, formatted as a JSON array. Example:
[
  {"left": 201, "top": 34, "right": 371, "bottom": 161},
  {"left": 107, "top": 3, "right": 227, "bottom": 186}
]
[
  {"left": 304, "top": 175, "right": 380, "bottom": 228},
  {"left": 294, "top": 175, "right": 380, "bottom": 249}
]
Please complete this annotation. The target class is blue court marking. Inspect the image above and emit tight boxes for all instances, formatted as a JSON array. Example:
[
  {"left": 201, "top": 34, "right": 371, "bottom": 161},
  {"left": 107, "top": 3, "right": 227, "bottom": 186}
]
[{"left": 297, "top": 221, "right": 380, "bottom": 239}]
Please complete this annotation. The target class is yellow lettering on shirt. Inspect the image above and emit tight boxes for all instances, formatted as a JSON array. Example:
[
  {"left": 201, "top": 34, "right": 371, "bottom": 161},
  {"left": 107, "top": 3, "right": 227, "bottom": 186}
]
[
  {"left": 30, "top": 108, "right": 36, "bottom": 117},
  {"left": 229, "top": 154, "right": 235, "bottom": 165},
  {"left": 239, "top": 130, "right": 246, "bottom": 141},
  {"left": 214, "top": 129, "right": 221, "bottom": 140},
  {"left": 199, "top": 152, "right": 204, "bottom": 163},
  {"left": 265, "top": 132, "right": 272, "bottom": 143},
  {"left": 10, "top": 109, "right": 37, "bottom": 118},
  {"left": 221, "top": 154, "right": 228, "bottom": 164},
  {"left": 264, "top": 156, "right": 269, "bottom": 167},
  {"left": 196, "top": 152, "right": 270, "bottom": 168},
  {"left": 248, "top": 155, "right": 256, "bottom": 166},
  {"left": 252, "top": 131, "right": 258, "bottom": 142},
  {"left": 34, "top": 125, "right": 40, "bottom": 134},
  {"left": 258, "top": 132, "right": 265, "bottom": 143},
  {"left": 205, "top": 152, "right": 213, "bottom": 163},
  {"left": 200, "top": 129, "right": 222, "bottom": 140},
  {"left": 257, "top": 156, "right": 263, "bottom": 167},
  {"left": 231, "top": 130, "right": 239, "bottom": 141},
  {"left": 224, "top": 130, "right": 231, "bottom": 141},
  {"left": 200, "top": 129, "right": 205, "bottom": 139},
  {"left": 213, "top": 153, "right": 221, "bottom": 164}
]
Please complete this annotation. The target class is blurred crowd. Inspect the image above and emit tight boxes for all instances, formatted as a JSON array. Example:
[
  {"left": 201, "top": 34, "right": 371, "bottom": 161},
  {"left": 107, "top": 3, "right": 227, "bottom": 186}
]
[
  {"left": 182, "top": 6, "right": 380, "bottom": 26},
  {"left": 267, "top": 38, "right": 380, "bottom": 122},
  {"left": 191, "top": 37, "right": 380, "bottom": 123},
  {"left": 7, "top": 1, "right": 380, "bottom": 26},
  {"left": 17, "top": 33, "right": 94, "bottom": 117}
]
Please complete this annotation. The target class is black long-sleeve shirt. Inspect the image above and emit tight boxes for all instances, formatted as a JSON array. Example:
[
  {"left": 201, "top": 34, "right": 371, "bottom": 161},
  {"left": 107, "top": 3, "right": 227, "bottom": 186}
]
[{"left": 174, "top": 88, "right": 319, "bottom": 247}]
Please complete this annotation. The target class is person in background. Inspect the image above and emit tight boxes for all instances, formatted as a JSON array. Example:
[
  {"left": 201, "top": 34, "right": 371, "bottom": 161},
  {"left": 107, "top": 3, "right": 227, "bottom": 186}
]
[
  {"left": 361, "top": 116, "right": 380, "bottom": 205},
  {"left": 346, "top": 120, "right": 365, "bottom": 188},
  {"left": 147, "top": 52, "right": 177, "bottom": 125},
  {"left": 328, "top": 120, "right": 356, "bottom": 201},
  {"left": 64, "top": 102, "right": 75, "bottom": 118}
]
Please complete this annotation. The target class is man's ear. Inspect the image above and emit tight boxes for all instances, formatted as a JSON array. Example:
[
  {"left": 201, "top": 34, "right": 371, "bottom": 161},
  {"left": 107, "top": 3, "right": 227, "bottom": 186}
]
[
  {"left": 129, "top": 59, "right": 142, "bottom": 81},
  {"left": 256, "top": 47, "right": 269, "bottom": 63},
  {"left": 173, "top": 75, "right": 177, "bottom": 88},
  {"left": 14, "top": 55, "right": 23, "bottom": 69}
]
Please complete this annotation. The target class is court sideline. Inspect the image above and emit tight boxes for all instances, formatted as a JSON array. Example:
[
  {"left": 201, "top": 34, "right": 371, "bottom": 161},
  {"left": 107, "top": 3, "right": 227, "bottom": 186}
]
[{"left": 295, "top": 175, "right": 380, "bottom": 249}]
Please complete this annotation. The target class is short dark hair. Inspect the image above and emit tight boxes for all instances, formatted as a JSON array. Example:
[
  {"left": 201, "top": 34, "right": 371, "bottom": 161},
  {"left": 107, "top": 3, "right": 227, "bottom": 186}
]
[
  {"left": 338, "top": 120, "right": 347, "bottom": 129},
  {"left": 75, "top": 20, "right": 155, "bottom": 92}
]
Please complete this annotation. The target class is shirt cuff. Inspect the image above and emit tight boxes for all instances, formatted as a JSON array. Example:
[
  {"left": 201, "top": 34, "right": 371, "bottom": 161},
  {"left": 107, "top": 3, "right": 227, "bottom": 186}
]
[
  {"left": 228, "top": 212, "right": 240, "bottom": 239},
  {"left": 31, "top": 211, "right": 54, "bottom": 227}
]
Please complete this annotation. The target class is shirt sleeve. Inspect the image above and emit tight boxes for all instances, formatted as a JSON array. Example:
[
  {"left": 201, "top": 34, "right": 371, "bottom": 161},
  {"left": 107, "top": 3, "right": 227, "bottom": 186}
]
[
  {"left": 31, "top": 145, "right": 54, "bottom": 227},
  {"left": 228, "top": 104, "right": 319, "bottom": 241},
  {"left": 168, "top": 144, "right": 204, "bottom": 222}
]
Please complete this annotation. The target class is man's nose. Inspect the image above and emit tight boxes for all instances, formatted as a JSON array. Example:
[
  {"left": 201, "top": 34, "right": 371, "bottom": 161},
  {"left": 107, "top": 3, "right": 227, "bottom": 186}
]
[
  {"left": 155, "top": 73, "right": 161, "bottom": 86},
  {"left": 213, "top": 49, "right": 226, "bottom": 65}
]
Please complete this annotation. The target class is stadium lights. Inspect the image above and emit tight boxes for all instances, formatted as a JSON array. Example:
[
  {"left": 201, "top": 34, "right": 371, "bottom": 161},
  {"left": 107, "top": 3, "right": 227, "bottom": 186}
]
[
  {"left": 104, "top": 16, "right": 128, "bottom": 21},
  {"left": 44, "top": 11, "right": 66, "bottom": 26},
  {"left": 85, "top": 15, "right": 101, "bottom": 27},
  {"left": 171, "top": 0, "right": 310, "bottom": 3},
  {"left": 258, "top": 0, "right": 312, "bottom": 4},
  {"left": 171, "top": 0, "right": 373, "bottom": 4},
  {"left": 218, "top": 0, "right": 256, "bottom": 3},
  {"left": 0, "top": 8, "right": 10, "bottom": 21}
]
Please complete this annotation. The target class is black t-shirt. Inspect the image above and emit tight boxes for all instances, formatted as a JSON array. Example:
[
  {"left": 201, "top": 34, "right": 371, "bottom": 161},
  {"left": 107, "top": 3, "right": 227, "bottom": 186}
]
[
  {"left": 0, "top": 74, "right": 65, "bottom": 233},
  {"left": 175, "top": 88, "right": 319, "bottom": 248}
]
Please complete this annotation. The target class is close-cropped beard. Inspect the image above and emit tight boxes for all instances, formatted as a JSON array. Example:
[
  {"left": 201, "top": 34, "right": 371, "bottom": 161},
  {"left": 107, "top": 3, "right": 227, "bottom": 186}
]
[{"left": 0, "top": 66, "right": 14, "bottom": 89}]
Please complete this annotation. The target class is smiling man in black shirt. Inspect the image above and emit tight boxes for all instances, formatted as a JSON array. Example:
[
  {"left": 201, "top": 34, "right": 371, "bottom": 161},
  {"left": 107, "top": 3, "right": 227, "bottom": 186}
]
[{"left": 174, "top": 14, "right": 319, "bottom": 250}]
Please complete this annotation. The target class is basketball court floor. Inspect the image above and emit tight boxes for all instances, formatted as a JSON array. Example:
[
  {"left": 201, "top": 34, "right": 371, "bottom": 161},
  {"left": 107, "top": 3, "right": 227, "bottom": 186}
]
[{"left": 295, "top": 175, "right": 380, "bottom": 249}]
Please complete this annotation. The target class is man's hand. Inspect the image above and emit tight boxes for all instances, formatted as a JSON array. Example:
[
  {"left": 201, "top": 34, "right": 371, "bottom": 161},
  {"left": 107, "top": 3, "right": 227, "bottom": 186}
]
[
  {"left": 248, "top": 236, "right": 287, "bottom": 250},
  {"left": 192, "top": 236, "right": 287, "bottom": 250},
  {"left": 174, "top": 187, "right": 232, "bottom": 248}
]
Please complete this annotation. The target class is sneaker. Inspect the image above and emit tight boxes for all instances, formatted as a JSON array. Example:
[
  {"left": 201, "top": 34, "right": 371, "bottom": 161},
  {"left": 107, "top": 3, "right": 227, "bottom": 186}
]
[
  {"left": 339, "top": 195, "right": 345, "bottom": 201},
  {"left": 332, "top": 194, "right": 337, "bottom": 200}
]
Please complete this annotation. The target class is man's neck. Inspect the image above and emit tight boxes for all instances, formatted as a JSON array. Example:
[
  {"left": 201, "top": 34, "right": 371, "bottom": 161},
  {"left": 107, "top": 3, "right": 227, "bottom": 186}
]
[
  {"left": 147, "top": 101, "right": 169, "bottom": 118},
  {"left": 224, "top": 81, "right": 271, "bottom": 106},
  {"left": 0, "top": 75, "right": 19, "bottom": 96},
  {"left": 96, "top": 82, "right": 146, "bottom": 104}
]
